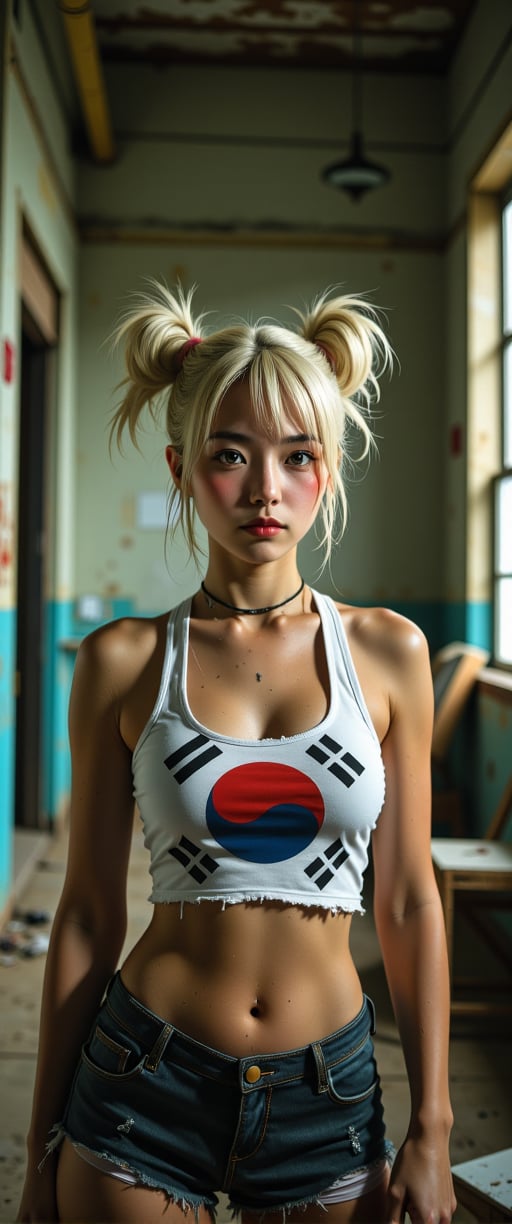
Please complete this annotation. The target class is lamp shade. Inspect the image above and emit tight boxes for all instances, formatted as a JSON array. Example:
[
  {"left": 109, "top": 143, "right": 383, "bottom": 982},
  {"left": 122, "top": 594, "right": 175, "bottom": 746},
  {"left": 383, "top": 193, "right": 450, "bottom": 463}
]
[{"left": 322, "top": 130, "right": 390, "bottom": 201}]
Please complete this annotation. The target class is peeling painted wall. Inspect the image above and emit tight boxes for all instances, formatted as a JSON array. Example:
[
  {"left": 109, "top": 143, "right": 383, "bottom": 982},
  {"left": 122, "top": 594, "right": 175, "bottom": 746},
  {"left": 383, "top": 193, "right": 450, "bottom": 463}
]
[
  {"left": 1, "top": 1, "right": 512, "bottom": 917},
  {"left": 0, "top": 4, "right": 79, "bottom": 913}
]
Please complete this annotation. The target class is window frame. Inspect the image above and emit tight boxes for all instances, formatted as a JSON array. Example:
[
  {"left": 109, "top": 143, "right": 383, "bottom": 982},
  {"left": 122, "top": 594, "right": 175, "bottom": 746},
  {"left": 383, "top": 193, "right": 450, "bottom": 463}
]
[{"left": 493, "top": 188, "right": 512, "bottom": 668}]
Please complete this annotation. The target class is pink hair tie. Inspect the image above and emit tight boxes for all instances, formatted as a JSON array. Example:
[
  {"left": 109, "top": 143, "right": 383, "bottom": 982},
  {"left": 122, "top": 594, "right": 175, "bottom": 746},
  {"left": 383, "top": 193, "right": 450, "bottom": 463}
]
[
  {"left": 177, "top": 337, "right": 202, "bottom": 370},
  {"left": 316, "top": 342, "right": 336, "bottom": 373}
]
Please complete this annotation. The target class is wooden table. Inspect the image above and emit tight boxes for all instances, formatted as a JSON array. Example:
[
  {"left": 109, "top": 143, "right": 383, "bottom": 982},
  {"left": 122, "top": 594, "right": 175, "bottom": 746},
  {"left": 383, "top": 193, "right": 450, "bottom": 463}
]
[{"left": 452, "top": 1148, "right": 512, "bottom": 1221}]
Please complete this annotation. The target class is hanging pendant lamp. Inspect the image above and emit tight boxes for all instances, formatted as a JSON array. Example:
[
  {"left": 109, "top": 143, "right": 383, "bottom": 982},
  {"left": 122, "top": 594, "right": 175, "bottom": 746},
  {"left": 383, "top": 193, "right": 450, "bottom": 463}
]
[{"left": 322, "top": 0, "right": 390, "bottom": 202}]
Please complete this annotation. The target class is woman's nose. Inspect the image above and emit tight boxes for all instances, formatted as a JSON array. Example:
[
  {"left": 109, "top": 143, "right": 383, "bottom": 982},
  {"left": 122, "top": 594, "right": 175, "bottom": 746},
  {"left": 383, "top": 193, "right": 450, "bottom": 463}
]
[{"left": 248, "top": 457, "right": 281, "bottom": 505}]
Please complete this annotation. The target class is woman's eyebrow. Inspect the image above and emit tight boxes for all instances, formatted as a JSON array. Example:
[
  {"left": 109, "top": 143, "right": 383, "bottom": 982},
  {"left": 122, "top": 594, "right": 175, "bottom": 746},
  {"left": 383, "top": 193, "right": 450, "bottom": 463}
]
[
  {"left": 207, "top": 430, "right": 319, "bottom": 444},
  {"left": 207, "top": 430, "right": 250, "bottom": 443}
]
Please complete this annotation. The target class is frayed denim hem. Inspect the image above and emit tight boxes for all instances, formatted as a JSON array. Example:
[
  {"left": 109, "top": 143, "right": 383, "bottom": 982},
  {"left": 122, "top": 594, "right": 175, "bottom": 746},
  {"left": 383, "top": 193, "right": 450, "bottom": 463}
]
[
  {"left": 38, "top": 1122, "right": 66, "bottom": 1172},
  {"left": 229, "top": 1146, "right": 397, "bottom": 1222},
  {"left": 38, "top": 1123, "right": 217, "bottom": 1222},
  {"left": 230, "top": 1191, "right": 328, "bottom": 1223},
  {"left": 38, "top": 1127, "right": 396, "bottom": 1223},
  {"left": 328, "top": 1143, "right": 397, "bottom": 1184},
  {"left": 383, "top": 1140, "right": 397, "bottom": 1168}
]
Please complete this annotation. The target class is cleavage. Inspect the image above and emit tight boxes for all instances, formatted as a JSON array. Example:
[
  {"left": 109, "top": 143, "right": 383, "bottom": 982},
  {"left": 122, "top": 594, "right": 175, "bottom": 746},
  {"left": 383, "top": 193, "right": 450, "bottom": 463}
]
[{"left": 186, "top": 617, "right": 329, "bottom": 740}]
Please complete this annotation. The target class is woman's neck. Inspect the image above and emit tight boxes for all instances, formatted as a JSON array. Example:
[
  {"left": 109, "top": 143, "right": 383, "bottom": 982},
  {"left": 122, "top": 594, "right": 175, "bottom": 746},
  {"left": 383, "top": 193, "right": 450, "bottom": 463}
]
[{"left": 197, "top": 559, "right": 305, "bottom": 622}]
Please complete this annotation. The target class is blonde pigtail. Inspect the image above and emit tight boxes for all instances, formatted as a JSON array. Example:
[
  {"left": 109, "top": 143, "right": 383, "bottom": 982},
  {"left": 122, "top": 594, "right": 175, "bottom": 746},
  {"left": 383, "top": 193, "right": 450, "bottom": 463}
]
[
  {"left": 295, "top": 292, "right": 393, "bottom": 456},
  {"left": 109, "top": 281, "right": 204, "bottom": 451}
]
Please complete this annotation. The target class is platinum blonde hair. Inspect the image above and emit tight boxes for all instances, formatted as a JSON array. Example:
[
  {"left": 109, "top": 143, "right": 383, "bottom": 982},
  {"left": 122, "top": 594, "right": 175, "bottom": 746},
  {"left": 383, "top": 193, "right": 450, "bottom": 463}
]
[{"left": 110, "top": 283, "right": 393, "bottom": 564}]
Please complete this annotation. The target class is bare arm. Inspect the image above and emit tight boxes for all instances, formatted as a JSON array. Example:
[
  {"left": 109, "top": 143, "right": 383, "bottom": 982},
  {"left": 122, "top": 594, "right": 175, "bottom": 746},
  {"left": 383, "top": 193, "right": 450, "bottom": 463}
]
[
  {"left": 18, "top": 624, "right": 136, "bottom": 1220},
  {"left": 371, "top": 615, "right": 456, "bottom": 1224}
]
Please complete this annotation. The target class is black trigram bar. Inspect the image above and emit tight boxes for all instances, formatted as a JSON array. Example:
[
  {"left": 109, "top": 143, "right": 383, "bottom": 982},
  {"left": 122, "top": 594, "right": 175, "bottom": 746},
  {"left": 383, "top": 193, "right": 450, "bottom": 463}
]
[
  {"left": 306, "top": 733, "right": 342, "bottom": 765},
  {"left": 324, "top": 837, "right": 349, "bottom": 869},
  {"left": 306, "top": 735, "right": 364, "bottom": 787},
  {"left": 328, "top": 762, "right": 357, "bottom": 787},
  {"left": 339, "top": 752, "right": 364, "bottom": 776},
  {"left": 164, "top": 733, "right": 222, "bottom": 784},
  {"left": 169, "top": 835, "right": 219, "bottom": 884},
  {"left": 304, "top": 837, "right": 349, "bottom": 890}
]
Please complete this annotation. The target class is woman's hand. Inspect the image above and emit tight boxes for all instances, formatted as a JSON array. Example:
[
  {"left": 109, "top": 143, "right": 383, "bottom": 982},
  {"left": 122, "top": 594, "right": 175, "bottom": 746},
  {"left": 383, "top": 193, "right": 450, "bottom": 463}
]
[
  {"left": 17, "top": 1158, "right": 59, "bottom": 1223},
  {"left": 387, "top": 1133, "right": 457, "bottom": 1224}
]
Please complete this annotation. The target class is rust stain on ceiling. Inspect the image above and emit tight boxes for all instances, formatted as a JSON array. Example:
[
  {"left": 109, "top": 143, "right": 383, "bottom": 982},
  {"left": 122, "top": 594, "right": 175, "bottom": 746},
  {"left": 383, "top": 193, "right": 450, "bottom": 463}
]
[{"left": 93, "top": 1, "right": 478, "bottom": 73}]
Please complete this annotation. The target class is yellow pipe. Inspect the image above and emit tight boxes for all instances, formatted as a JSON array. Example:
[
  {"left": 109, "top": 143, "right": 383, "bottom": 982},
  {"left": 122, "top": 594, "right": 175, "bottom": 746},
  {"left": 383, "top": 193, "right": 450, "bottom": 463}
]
[{"left": 59, "top": 0, "right": 115, "bottom": 164}]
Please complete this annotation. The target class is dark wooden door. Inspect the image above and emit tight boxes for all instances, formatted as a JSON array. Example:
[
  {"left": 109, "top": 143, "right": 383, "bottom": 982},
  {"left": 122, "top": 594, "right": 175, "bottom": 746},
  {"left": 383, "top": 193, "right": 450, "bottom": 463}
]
[{"left": 15, "top": 323, "right": 49, "bottom": 829}]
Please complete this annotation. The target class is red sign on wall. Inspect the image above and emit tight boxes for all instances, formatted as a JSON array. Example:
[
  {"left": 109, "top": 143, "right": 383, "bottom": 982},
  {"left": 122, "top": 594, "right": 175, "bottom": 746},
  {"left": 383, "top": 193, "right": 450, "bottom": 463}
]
[{"left": 3, "top": 339, "right": 15, "bottom": 384}]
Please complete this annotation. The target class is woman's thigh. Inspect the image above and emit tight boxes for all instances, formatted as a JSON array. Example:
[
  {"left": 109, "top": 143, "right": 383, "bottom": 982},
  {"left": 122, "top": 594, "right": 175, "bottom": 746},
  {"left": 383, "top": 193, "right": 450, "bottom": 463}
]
[
  {"left": 56, "top": 1139, "right": 214, "bottom": 1224},
  {"left": 241, "top": 1164, "right": 391, "bottom": 1224}
]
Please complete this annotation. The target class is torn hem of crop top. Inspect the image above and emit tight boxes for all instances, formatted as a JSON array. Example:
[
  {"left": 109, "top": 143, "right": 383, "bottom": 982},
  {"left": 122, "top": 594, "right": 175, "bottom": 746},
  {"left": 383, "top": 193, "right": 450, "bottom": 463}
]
[{"left": 148, "top": 891, "right": 366, "bottom": 917}]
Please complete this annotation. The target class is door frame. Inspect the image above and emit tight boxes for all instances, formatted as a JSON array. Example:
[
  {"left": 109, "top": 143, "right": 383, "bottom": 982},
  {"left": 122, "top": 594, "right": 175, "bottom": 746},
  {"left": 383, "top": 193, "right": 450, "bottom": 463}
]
[{"left": 14, "top": 227, "right": 59, "bottom": 830}]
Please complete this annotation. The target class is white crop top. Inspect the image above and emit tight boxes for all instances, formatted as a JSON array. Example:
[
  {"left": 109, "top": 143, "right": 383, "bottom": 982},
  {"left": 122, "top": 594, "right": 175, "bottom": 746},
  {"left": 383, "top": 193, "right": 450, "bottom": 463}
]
[{"left": 132, "top": 591, "right": 386, "bottom": 914}]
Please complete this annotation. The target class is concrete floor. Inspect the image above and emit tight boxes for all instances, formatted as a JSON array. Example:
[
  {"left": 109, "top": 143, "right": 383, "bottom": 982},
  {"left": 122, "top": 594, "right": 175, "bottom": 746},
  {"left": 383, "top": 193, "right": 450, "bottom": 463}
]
[{"left": 1, "top": 823, "right": 511, "bottom": 1224}]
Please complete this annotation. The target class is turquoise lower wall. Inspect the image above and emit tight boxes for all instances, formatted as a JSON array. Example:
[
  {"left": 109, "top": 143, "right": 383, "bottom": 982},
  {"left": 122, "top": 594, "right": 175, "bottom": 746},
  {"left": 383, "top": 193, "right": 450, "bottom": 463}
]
[
  {"left": 44, "top": 600, "right": 75, "bottom": 821},
  {"left": 0, "top": 598, "right": 75, "bottom": 914},
  {"left": 0, "top": 608, "right": 16, "bottom": 908},
  {"left": 442, "top": 601, "right": 492, "bottom": 653}
]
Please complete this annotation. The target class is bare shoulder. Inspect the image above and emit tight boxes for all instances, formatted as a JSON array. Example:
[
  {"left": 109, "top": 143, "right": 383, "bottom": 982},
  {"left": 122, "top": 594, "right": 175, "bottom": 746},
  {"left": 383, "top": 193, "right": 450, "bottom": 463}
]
[
  {"left": 73, "top": 613, "right": 168, "bottom": 708},
  {"left": 337, "top": 602, "right": 429, "bottom": 672},
  {"left": 334, "top": 602, "right": 432, "bottom": 734}
]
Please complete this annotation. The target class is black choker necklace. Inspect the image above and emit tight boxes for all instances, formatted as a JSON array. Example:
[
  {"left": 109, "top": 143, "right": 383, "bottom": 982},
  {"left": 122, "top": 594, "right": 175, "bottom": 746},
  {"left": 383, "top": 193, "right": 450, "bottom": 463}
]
[{"left": 201, "top": 578, "right": 305, "bottom": 616}]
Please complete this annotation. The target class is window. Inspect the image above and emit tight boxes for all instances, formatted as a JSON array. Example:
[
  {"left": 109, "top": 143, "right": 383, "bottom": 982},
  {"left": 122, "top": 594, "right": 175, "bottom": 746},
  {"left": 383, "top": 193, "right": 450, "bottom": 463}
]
[{"left": 494, "top": 193, "right": 512, "bottom": 666}]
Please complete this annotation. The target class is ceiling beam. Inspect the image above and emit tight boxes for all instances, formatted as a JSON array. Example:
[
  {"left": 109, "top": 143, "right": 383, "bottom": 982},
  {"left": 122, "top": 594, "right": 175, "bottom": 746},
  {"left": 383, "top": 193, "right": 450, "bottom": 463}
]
[{"left": 59, "top": 0, "right": 115, "bottom": 164}]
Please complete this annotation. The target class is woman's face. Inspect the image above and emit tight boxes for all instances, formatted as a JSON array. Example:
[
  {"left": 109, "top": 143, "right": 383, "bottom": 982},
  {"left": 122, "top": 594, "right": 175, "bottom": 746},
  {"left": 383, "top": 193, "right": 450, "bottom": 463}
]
[{"left": 168, "top": 379, "right": 328, "bottom": 567}]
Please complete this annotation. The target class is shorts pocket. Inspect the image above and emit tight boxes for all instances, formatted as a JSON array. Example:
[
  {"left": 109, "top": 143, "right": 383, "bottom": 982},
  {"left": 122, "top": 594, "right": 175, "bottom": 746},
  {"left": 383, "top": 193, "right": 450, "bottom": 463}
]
[
  {"left": 326, "top": 1033, "right": 379, "bottom": 1106},
  {"left": 82, "top": 1023, "right": 146, "bottom": 1081}
]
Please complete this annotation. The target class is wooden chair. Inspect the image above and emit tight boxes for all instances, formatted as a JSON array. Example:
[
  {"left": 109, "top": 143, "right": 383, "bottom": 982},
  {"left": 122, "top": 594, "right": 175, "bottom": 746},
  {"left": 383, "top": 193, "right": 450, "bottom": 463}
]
[
  {"left": 431, "top": 642, "right": 490, "bottom": 835},
  {"left": 431, "top": 775, "right": 512, "bottom": 1017}
]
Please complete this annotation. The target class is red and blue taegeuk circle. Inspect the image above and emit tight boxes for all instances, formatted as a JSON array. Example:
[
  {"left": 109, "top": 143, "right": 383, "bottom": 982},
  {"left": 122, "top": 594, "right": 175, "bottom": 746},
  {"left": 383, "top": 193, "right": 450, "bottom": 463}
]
[{"left": 205, "top": 762, "right": 324, "bottom": 863}]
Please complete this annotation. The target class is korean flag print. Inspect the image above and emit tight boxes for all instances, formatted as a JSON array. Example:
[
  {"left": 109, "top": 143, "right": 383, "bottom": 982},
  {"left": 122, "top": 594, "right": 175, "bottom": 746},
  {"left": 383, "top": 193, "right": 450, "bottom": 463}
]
[{"left": 132, "top": 592, "right": 386, "bottom": 913}]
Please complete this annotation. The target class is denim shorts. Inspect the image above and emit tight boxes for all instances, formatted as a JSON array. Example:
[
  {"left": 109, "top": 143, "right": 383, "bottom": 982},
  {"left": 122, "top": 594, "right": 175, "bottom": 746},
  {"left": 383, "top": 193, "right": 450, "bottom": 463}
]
[{"left": 57, "top": 972, "right": 391, "bottom": 1218}]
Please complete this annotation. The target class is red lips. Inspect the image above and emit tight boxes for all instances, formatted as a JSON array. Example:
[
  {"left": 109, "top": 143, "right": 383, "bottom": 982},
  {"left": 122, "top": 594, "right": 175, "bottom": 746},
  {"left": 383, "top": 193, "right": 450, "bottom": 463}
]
[
  {"left": 241, "top": 517, "right": 285, "bottom": 537},
  {"left": 243, "top": 517, "right": 284, "bottom": 528}
]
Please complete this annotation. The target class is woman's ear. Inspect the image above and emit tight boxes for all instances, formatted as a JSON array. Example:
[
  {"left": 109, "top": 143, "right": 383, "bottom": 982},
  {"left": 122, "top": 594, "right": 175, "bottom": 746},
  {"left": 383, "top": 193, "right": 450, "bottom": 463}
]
[{"left": 166, "top": 446, "right": 183, "bottom": 487}]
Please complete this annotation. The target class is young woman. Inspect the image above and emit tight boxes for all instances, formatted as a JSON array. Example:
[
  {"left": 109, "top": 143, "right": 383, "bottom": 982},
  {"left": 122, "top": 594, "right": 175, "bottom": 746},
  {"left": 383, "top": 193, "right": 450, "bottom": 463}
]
[{"left": 18, "top": 285, "right": 456, "bottom": 1224}]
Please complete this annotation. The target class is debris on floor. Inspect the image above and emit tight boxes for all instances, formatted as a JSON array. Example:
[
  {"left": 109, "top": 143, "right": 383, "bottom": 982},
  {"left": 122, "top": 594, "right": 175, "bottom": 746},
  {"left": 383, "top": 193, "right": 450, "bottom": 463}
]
[{"left": 0, "top": 912, "right": 52, "bottom": 966}]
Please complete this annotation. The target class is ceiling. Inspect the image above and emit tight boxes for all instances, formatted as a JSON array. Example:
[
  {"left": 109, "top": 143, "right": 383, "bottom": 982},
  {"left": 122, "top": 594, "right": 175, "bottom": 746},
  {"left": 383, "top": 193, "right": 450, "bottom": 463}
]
[{"left": 92, "top": 1, "right": 477, "bottom": 75}]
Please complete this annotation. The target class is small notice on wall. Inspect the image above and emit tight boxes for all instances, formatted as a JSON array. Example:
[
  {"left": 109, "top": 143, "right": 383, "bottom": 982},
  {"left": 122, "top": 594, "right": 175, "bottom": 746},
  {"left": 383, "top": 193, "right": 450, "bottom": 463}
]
[{"left": 136, "top": 491, "right": 168, "bottom": 530}]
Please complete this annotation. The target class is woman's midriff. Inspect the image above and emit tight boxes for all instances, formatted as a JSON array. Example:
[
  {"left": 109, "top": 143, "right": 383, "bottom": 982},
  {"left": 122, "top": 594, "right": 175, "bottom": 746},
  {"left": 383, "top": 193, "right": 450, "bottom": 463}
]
[{"left": 120, "top": 900, "right": 364, "bottom": 1056}]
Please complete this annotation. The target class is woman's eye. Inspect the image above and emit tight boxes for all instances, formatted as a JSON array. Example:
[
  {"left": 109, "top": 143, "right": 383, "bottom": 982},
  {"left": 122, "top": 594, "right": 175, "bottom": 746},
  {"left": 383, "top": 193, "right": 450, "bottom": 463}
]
[
  {"left": 216, "top": 449, "right": 244, "bottom": 465},
  {"left": 287, "top": 451, "right": 315, "bottom": 466}
]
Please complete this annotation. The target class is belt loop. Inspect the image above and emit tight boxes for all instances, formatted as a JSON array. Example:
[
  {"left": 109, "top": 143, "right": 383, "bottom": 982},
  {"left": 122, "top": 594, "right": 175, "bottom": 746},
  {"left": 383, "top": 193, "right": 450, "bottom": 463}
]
[
  {"left": 366, "top": 995, "right": 376, "bottom": 1035},
  {"left": 311, "top": 1042, "right": 329, "bottom": 1094},
  {"left": 145, "top": 1023, "right": 174, "bottom": 1073}
]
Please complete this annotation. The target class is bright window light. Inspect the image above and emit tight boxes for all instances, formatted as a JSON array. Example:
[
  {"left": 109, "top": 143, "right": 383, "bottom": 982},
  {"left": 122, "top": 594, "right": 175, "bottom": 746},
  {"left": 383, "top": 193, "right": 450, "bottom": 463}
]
[
  {"left": 504, "top": 198, "right": 512, "bottom": 333},
  {"left": 496, "top": 576, "right": 512, "bottom": 666},
  {"left": 504, "top": 340, "right": 512, "bottom": 468},
  {"left": 496, "top": 474, "right": 512, "bottom": 573}
]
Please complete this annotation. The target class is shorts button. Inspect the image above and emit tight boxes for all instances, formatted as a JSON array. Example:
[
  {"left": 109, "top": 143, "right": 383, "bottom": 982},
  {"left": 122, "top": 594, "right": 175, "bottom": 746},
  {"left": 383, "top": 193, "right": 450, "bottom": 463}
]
[{"left": 246, "top": 1065, "right": 261, "bottom": 1083}]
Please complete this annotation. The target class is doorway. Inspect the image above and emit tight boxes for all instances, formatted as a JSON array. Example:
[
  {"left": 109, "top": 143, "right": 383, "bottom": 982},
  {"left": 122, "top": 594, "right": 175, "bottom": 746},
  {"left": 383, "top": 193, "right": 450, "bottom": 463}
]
[
  {"left": 14, "top": 232, "right": 59, "bottom": 831},
  {"left": 14, "top": 316, "right": 52, "bottom": 829}
]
